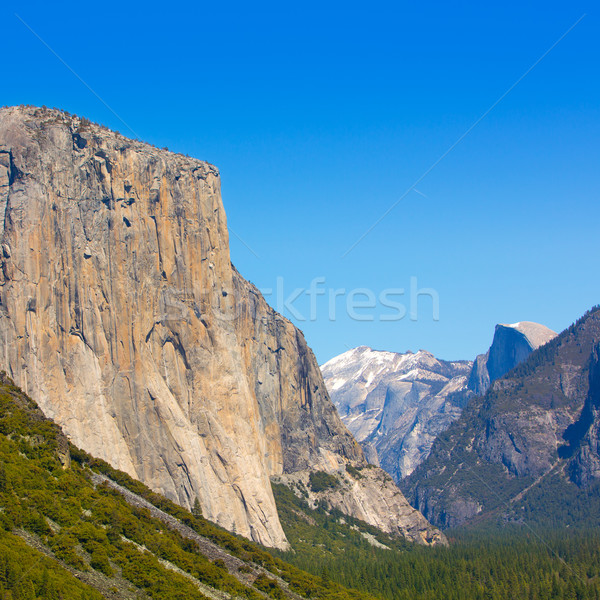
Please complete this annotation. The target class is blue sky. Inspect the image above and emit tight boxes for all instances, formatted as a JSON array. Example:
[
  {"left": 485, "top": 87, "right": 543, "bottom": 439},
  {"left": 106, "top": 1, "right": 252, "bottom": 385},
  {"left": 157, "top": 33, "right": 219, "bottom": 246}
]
[{"left": 2, "top": 1, "right": 599, "bottom": 363}]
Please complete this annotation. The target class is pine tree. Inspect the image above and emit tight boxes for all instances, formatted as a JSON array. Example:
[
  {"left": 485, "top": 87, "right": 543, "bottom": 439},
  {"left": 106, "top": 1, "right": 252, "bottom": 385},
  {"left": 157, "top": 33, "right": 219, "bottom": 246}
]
[
  {"left": 192, "top": 497, "right": 203, "bottom": 519},
  {"left": 0, "top": 464, "right": 7, "bottom": 492}
]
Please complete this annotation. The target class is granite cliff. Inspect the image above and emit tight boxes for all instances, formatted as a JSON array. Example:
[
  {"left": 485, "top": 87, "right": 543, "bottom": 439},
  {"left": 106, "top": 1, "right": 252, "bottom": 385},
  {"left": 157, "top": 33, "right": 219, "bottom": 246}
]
[
  {"left": 467, "top": 321, "right": 557, "bottom": 396},
  {"left": 0, "top": 106, "right": 442, "bottom": 549}
]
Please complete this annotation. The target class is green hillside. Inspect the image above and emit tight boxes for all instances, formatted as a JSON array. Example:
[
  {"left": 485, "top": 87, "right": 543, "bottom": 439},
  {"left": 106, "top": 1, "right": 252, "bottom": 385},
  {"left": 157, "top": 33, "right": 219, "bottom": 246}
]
[
  {"left": 2, "top": 368, "right": 600, "bottom": 600},
  {"left": 0, "top": 372, "right": 374, "bottom": 600}
]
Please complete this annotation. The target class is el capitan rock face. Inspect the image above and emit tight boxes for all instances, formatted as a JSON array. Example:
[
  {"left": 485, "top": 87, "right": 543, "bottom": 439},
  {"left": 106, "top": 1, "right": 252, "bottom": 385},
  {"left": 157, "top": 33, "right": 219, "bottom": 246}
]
[{"left": 0, "top": 106, "right": 441, "bottom": 548}]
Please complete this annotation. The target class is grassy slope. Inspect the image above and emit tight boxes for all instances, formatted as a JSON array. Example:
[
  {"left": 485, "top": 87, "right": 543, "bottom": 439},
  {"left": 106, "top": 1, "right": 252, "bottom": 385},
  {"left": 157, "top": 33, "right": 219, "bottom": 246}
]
[
  {"left": 3, "top": 347, "right": 600, "bottom": 600},
  {"left": 0, "top": 374, "right": 374, "bottom": 600}
]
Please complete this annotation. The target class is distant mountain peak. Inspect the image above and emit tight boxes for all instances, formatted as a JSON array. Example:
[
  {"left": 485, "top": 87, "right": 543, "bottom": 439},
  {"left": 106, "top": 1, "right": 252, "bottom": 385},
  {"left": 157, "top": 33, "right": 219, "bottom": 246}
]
[
  {"left": 497, "top": 321, "right": 557, "bottom": 349},
  {"left": 404, "top": 307, "right": 600, "bottom": 530},
  {"left": 469, "top": 321, "right": 558, "bottom": 395},
  {"left": 322, "top": 346, "right": 472, "bottom": 480},
  {"left": 323, "top": 320, "right": 557, "bottom": 483}
]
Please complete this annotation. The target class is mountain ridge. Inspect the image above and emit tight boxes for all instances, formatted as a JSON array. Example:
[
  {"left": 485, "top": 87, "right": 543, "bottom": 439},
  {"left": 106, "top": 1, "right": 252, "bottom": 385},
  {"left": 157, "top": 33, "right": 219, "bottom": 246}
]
[
  {"left": 0, "top": 371, "right": 379, "bottom": 600},
  {"left": 468, "top": 321, "right": 557, "bottom": 395},
  {"left": 323, "top": 320, "right": 557, "bottom": 484},
  {"left": 321, "top": 346, "right": 472, "bottom": 480},
  {"left": 403, "top": 306, "right": 600, "bottom": 529}
]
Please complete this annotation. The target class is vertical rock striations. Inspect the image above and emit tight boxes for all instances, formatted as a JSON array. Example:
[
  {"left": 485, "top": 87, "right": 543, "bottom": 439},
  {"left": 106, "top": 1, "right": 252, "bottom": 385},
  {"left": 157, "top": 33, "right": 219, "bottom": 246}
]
[{"left": 0, "top": 106, "right": 441, "bottom": 548}]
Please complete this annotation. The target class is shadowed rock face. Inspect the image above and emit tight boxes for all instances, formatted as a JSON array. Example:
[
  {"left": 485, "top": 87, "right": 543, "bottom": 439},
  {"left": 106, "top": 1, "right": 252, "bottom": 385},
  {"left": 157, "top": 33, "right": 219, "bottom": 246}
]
[
  {"left": 569, "top": 343, "right": 600, "bottom": 487},
  {"left": 0, "top": 106, "right": 442, "bottom": 548},
  {"left": 323, "top": 323, "right": 557, "bottom": 485},
  {"left": 468, "top": 322, "right": 557, "bottom": 396}
]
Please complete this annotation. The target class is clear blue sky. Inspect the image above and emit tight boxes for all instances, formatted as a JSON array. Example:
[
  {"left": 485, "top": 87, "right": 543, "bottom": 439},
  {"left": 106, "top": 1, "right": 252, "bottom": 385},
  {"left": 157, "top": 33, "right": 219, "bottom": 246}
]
[{"left": 3, "top": 1, "right": 599, "bottom": 363}]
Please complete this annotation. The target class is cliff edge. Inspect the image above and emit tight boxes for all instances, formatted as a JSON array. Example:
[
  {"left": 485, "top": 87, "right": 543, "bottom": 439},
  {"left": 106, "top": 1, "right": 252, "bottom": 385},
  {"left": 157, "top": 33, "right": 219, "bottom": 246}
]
[{"left": 0, "top": 106, "right": 443, "bottom": 548}]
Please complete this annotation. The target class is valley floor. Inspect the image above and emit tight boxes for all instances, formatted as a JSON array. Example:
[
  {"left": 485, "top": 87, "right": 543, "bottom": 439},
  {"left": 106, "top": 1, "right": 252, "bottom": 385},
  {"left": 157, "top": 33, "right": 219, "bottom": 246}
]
[{"left": 270, "top": 483, "right": 600, "bottom": 600}]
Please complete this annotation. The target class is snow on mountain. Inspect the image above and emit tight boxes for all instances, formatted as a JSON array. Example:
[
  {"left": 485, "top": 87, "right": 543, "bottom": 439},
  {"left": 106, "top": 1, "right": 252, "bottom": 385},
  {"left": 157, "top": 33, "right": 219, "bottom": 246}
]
[
  {"left": 322, "top": 322, "right": 558, "bottom": 483},
  {"left": 321, "top": 347, "right": 472, "bottom": 480}
]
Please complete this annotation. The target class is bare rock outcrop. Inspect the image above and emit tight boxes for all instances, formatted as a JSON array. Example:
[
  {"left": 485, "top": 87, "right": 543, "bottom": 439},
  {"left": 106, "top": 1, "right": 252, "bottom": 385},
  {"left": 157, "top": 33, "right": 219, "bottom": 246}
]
[
  {"left": 404, "top": 308, "right": 600, "bottom": 529},
  {"left": 321, "top": 346, "right": 472, "bottom": 480},
  {"left": 323, "top": 323, "right": 557, "bottom": 486},
  {"left": 274, "top": 466, "right": 446, "bottom": 545},
  {"left": 0, "top": 106, "right": 442, "bottom": 549}
]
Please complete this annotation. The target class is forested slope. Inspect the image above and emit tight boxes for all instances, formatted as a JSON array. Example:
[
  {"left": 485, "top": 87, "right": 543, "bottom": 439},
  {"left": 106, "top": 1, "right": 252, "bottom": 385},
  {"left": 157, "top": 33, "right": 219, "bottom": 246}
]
[{"left": 0, "top": 372, "right": 374, "bottom": 600}]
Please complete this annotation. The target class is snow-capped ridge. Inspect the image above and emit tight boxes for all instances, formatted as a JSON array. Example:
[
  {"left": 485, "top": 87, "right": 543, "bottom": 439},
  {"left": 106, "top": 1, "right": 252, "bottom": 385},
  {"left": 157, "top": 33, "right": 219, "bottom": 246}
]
[
  {"left": 322, "top": 345, "right": 473, "bottom": 479},
  {"left": 322, "top": 319, "right": 556, "bottom": 482}
]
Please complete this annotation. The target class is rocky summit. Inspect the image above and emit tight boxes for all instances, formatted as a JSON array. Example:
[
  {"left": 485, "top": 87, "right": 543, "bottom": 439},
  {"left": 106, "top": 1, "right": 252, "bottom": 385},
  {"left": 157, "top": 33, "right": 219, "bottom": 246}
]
[
  {"left": 322, "top": 346, "right": 472, "bottom": 481},
  {"left": 0, "top": 106, "right": 443, "bottom": 549},
  {"left": 467, "top": 321, "right": 557, "bottom": 396}
]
